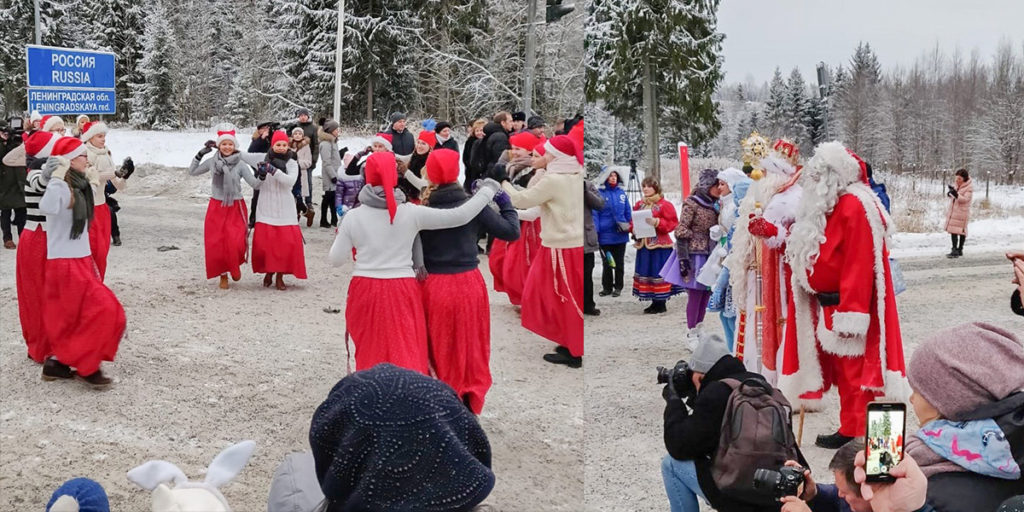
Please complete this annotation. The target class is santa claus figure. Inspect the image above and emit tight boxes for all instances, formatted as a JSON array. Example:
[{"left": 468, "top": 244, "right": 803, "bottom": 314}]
[
  {"left": 781, "top": 141, "right": 908, "bottom": 449},
  {"left": 724, "top": 138, "right": 803, "bottom": 383}
]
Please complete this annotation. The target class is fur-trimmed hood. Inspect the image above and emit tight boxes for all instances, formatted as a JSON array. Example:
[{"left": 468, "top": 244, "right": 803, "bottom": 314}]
[{"left": 318, "top": 129, "right": 337, "bottom": 144}]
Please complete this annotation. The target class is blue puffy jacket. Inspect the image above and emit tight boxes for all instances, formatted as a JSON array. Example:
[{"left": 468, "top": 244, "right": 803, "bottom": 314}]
[{"left": 592, "top": 168, "right": 632, "bottom": 246}]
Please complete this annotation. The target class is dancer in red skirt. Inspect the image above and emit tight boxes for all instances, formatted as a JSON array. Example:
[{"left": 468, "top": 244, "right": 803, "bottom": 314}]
[
  {"left": 491, "top": 135, "right": 584, "bottom": 367},
  {"left": 188, "top": 124, "right": 263, "bottom": 289},
  {"left": 499, "top": 132, "right": 546, "bottom": 306},
  {"left": 252, "top": 130, "right": 306, "bottom": 290},
  {"left": 419, "top": 149, "right": 519, "bottom": 413},
  {"left": 329, "top": 151, "right": 501, "bottom": 375},
  {"left": 80, "top": 121, "right": 128, "bottom": 281},
  {"left": 37, "top": 137, "right": 125, "bottom": 388},
  {"left": 17, "top": 130, "right": 59, "bottom": 363}
]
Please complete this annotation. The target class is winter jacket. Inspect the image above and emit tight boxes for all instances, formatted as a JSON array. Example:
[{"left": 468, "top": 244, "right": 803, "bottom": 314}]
[
  {"left": 345, "top": 148, "right": 372, "bottom": 176},
  {"left": 287, "top": 120, "right": 319, "bottom": 167},
  {"left": 420, "top": 184, "right": 520, "bottom": 274},
  {"left": 39, "top": 178, "right": 91, "bottom": 259},
  {"left": 584, "top": 182, "right": 605, "bottom": 253},
  {"left": 922, "top": 471, "right": 1022, "bottom": 512},
  {"left": 328, "top": 186, "right": 497, "bottom": 279},
  {"left": 944, "top": 180, "right": 972, "bottom": 235},
  {"left": 255, "top": 150, "right": 300, "bottom": 226},
  {"left": 462, "top": 137, "right": 479, "bottom": 173},
  {"left": 188, "top": 151, "right": 262, "bottom": 203},
  {"left": 386, "top": 127, "right": 415, "bottom": 157},
  {"left": 663, "top": 355, "right": 787, "bottom": 512},
  {"left": 319, "top": 131, "right": 342, "bottom": 192},
  {"left": 248, "top": 134, "right": 271, "bottom": 154},
  {"left": 593, "top": 169, "right": 631, "bottom": 246},
  {"left": 436, "top": 137, "right": 459, "bottom": 152},
  {"left": 84, "top": 143, "right": 126, "bottom": 198},
  {"left": 633, "top": 196, "right": 677, "bottom": 250},
  {"left": 470, "top": 123, "right": 509, "bottom": 179},
  {"left": 675, "top": 193, "right": 720, "bottom": 255},
  {"left": 0, "top": 138, "right": 26, "bottom": 209}
]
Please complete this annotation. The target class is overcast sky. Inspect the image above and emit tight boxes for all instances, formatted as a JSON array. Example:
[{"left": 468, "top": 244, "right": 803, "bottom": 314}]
[{"left": 717, "top": 0, "right": 1024, "bottom": 85}]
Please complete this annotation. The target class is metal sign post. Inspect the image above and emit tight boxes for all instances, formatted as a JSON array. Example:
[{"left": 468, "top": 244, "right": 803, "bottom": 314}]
[{"left": 26, "top": 45, "right": 117, "bottom": 115}]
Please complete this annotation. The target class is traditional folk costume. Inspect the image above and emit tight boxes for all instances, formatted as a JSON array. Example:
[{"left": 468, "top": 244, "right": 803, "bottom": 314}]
[
  {"left": 781, "top": 142, "right": 908, "bottom": 444},
  {"left": 38, "top": 138, "right": 125, "bottom": 384},
  {"left": 252, "top": 131, "right": 307, "bottom": 285},
  {"left": 80, "top": 122, "right": 126, "bottom": 281},
  {"left": 188, "top": 125, "right": 262, "bottom": 284},
  {"left": 419, "top": 149, "right": 520, "bottom": 413},
  {"left": 329, "top": 152, "right": 497, "bottom": 374},
  {"left": 502, "top": 136, "right": 584, "bottom": 358},
  {"left": 632, "top": 194, "right": 681, "bottom": 306},
  {"left": 17, "top": 131, "right": 59, "bottom": 362},
  {"left": 495, "top": 132, "right": 545, "bottom": 305},
  {"left": 724, "top": 138, "right": 803, "bottom": 384}
]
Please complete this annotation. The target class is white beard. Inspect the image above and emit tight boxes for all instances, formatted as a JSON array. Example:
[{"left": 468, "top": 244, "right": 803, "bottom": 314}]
[{"left": 785, "top": 167, "right": 843, "bottom": 292}]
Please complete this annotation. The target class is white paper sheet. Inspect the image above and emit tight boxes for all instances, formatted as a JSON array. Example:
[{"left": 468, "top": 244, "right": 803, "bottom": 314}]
[{"left": 633, "top": 209, "right": 656, "bottom": 239}]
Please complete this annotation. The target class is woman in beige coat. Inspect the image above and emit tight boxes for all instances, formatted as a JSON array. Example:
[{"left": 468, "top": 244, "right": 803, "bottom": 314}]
[{"left": 944, "top": 168, "right": 973, "bottom": 258}]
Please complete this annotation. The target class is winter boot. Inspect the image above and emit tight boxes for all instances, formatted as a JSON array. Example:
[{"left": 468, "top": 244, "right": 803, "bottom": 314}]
[
  {"left": 584, "top": 306, "right": 601, "bottom": 316},
  {"left": 815, "top": 431, "right": 854, "bottom": 449},
  {"left": 77, "top": 369, "right": 112, "bottom": 390},
  {"left": 305, "top": 207, "right": 315, "bottom": 227},
  {"left": 686, "top": 324, "right": 703, "bottom": 350},
  {"left": 946, "top": 246, "right": 958, "bottom": 258},
  {"left": 3, "top": 240, "right": 15, "bottom": 249},
  {"left": 111, "top": 236, "right": 121, "bottom": 246},
  {"left": 264, "top": 273, "right": 274, "bottom": 287},
  {"left": 599, "top": 288, "right": 612, "bottom": 297},
  {"left": 542, "top": 351, "right": 582, "bottom": 368},
  {"left": 611, "top": 288, "right": 622, "bottom": 297},
  {"left": 41, "top": 358, "right": 74, "bottom": 381},
  {"left": 275, "top": 273, "right": 287, "bottom": 291},
  {"left": 955, "top": 247, "right": 963, "bottom": 258}
]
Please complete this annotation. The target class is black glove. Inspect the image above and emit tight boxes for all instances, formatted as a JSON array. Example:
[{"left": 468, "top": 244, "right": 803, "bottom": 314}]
[
  {"left": 204, "top": 140, "right": 217, "bottom": 149},
  {"left": 339, "top": 146, "right": 348, "bottom": 159},
  {"left": 488, "top": 163, "right": 510, "bottom": 183},
  {"left": 116, "top": 157, "right": 135, "bottom": 179},
  {"left": 196, "top": 146, "right": 213, "bottom": 160},
  {"left": 330, "top": 177, "right": 337, "bottom": 185},
  {"left": 679, "top": 256, "right": 692, "bottom": 279},
  {"left": 255, "top": 162, "right": 269, "bottom": 181},
  {"left": 947, "top": 184, "right": 958, "bottom": 199}
]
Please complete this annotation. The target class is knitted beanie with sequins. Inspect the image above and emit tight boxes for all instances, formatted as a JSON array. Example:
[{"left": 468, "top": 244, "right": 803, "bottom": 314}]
[{"left": 309, "top": 363, "right": 495, "bottom": 511}]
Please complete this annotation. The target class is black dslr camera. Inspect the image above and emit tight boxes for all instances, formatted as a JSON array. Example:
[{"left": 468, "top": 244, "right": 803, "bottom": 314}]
[
  {"left": 656, "top": 360, "right": 694, "bottom": 396},
  {"left": 4, "top": 117, "right": 24, "bottom": 140},
  {"left": 752, "top": 466, "right": 805, "bottom": 499}
]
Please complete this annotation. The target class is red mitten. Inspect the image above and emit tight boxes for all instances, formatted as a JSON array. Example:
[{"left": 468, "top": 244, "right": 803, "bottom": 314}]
[{"left": 748, "top": 217, "right": 779, "bottom": 238}]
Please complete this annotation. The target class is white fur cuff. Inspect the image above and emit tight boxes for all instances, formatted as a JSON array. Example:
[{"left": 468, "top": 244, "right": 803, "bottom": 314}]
[
  {"left": 817, "top": 322, "right": 867, "bottom": 356},
  {"left": 832, "top": 312, "right": 870, "bottom": 337}
]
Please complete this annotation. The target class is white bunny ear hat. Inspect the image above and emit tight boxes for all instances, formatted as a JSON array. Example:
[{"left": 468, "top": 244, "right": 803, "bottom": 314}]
[{"left": 127, "top": 440, "right": 256, "bottom": 512}]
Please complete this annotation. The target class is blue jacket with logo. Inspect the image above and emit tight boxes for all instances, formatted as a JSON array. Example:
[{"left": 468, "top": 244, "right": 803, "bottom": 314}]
[{"left": 593, "top": 167, "right": 632, "bottom": 246}]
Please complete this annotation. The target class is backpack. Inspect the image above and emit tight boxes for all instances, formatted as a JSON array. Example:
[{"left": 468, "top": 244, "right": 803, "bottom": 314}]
[{"left": 711, "top": 378, "right": 801, "bottom": 505}]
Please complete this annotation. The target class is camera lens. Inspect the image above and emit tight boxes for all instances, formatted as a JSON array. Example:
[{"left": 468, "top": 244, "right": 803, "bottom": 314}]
[{"left": 751, "top": 468, "right": 780, "bottom": 492}]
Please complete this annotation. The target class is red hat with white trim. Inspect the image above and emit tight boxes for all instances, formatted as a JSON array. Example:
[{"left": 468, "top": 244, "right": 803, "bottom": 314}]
[
  {"left": 544, "top": 135, "right": 582, "bottom": 165},
  {"left": 52, "top": 137, "right": 87, "bottom": 160},
  {"left": 25, "top": 131, "right": 58, "bottom": 158},
  {"left": 509, "top": 132, "right": 542, "bottom": 152},
  {"left": 372, "top": 133, "right": 393, "bottom": 151},
  {"left": 41, "top": 115, "right": 65, "bottom": 133},
  {"left": 80, "top": 121, "right": 108, "bottom": 142}
]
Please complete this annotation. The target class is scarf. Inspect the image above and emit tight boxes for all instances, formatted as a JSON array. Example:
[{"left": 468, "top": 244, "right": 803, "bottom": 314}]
[
  {"left": 910, "top": 418, "right": 1020, "bottom": 480},
  {"left": 409, "top": 152, "right": 428, "bottom": 176},
  {"left": 213, "top": 151, "right": 243, "bottom": 206},
  {"left": 66, "top": 169, "right": 95, "bottom": 240},
  {"left": 357, "top": 185, "right": 425, "bottom": 273}
]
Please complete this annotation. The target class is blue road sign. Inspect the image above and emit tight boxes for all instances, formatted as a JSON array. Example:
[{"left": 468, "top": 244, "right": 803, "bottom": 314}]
[
  {"left": 28, "top": 89, "right": 116, "bottom": 115},
  {"left": 26, "top": 45, "right": 116, "bottom": 89}
]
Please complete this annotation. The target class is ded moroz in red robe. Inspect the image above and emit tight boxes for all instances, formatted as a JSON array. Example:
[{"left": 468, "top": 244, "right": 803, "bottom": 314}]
[{"left": 780, "top": 146, "right": 908, "bottom": 438}]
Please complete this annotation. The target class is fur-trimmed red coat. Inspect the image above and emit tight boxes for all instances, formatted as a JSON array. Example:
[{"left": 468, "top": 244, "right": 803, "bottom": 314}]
[
  {"left": 780, "top": 185, "right": 909, "bottom": 406},
  {"left": 632, "top": 196, "right": 677, "bottom": 250}
]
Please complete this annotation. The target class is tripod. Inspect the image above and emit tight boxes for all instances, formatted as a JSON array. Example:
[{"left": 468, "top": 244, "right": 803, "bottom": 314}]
[{"left": 626, "top": 159, "right": 642, "bottom": 206}]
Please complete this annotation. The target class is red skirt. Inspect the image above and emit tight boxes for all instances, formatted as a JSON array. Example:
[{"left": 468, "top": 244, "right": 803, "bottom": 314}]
[
  {"left": 346, "top": 277, "right": 429, "bottom": 374},
  {"left": 521, "top": 245, "right": 584, "bottom": 356},
  {"left": 203, "top": 199, "right": 249, "bottom": 279},
  {"left": 423, "top": 270, "right": 491, "bottom": 414},
  {"left": 488, "top": 239, "right": 507, "bottom": 292},
  {"left": 44, "top": 257, "right": 125, "bottom": 376},
  {"left": 502, "top": 219, "right": 541, "bottom": 306},
  {"left": 16, "top": 227, "right": 49, "bottom": 362},
  {"left": 252, "top": 223, "right": 307, "bottom": 278},
  {"left": 88, "top": 203, "right": 111, "bottom": 281}
]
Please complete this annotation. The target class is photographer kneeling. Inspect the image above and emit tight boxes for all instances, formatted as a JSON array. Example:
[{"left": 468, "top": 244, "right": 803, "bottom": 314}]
[{"left": 662, "top": 333, "right": 806, "bottom": 512}]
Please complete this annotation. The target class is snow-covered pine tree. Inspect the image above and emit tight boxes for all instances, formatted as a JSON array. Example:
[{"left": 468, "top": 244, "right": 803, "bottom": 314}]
[
  {"left": 39, "top": 0, "right": 79, "bottom": 49},
  {"left": 584, "top": 102, "right": 615, "bottom": 178},
  {"left": 782, "top": 68, "right": 811, "bottom": 150},
  {"left": 838, "top": 42, "right": 884, "bottom": 160},
  {"left": 78, "top": 0, "right": 145, "bottom": 120},
  {"left": 588, "top": 0, "right": 724, "bottom": 179},
  {"left": 0, "top": 0, "right": 35, "bottom": 113},
  {"left": 130, "top": 0, "right": 179, "bottom": 129},
  {"left": 763, "top": 68, "right": 787, "bottom": 138}
]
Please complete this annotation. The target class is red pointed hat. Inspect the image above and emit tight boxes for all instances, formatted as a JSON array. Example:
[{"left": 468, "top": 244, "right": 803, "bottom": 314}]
[
  {"left": 417, "top": 130, "right": 437, "bottom": 148},
  {"left": 568, "top": 119, "right": 584, "bottom": 159},
  {"left": 41, "top": 115, "right": 64, "bottom": 132},
  {"left": 845, "top": 148, "right": 870, "bottom": 185},
  {"left": 426, "top": 149, "right": 460, "bottom": 185},
  {"left": 271, "top": 130, "right": 289, "bottom": 146},
  {"left": 79, "top": 121, "right": 108, "bottom": 142},
  {"left": 509, "top": 132, "right": 542, "bottom": 152},
  {"left": 52, "top": 136, "right": 87, "bottom": 160},
  {"left": 545, "top": 135, "right": 582, "bottom": 165},
  {"left": 25, "top": 131, "right": 57, "bottom": 158},
  {"left": 372, "top": 133, "right": 393, "bottom": 151},
  {"left": 364, "top": 151, "right": 399, "bottom": 223}
]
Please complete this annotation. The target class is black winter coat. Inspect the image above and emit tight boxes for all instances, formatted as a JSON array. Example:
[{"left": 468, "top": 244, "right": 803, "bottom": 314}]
[
  {"left": 471, "top": 122, "right": 509, "bottom": 173},
  {"left": 0, "top": 138, "right": 27, "bottom": 209},
  {"left": 419, "top": 184, "right": 519, "bottom": 274},
  {"left": 387, "top": 127, "right": 415, "bottom": 157},
  {"left": 924, "top": 471, "right": 1023, "bottom": 512},
  {"left": 248, "top": 136, "right": 270, "bottom": 154},
  {"left": 436, "top": 138, "right": 459, "bottom": 152},
  {"left": 462, "top": 137, "right": 478, "bottom": 171},
  {"left": 664, "top": 355, "right": 800, "bottom": 512}
]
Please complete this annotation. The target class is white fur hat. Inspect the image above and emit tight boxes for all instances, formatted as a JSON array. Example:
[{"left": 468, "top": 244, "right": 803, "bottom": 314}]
[
  {"left": 214, "top": 122, "right": 239, "bottom": 147},
  {"left": 80, "top": 121, "right": 108, "bottom": 143},
  {"left": 807, "top": 141, "right": 863, "bottom": 187},
  {"left": 127, "top": 440, "right": 255, "bottom": 512}
]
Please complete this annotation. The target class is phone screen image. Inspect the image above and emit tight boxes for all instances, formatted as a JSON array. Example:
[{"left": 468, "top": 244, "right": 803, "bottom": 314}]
[{"left": 865, "top": 405, "right": 906, "bottom": 480}]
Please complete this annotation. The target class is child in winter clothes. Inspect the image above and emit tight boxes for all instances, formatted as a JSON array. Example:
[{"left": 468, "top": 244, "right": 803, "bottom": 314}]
[
  {"left": 80, "top": 121, "right": 129, "bottom": 280},
  {"left": 38, "top": 137, "right": 125, "bottom": 388},
  {"left": 290, "top": 127, "right": 315, "bottom": 227},
  {"left": 419, "top": 149, "right": 520, "bottom": 413},
  {"left": 252, "top": 131, "right": 306, "bottom": 290},
  {"left": 328, "top": 152, "right": 501, "bottom": 375},
  {"left": 188, "top": 124, "right": 263, "bottom": 289},
  {"left": 336, "top": 133, "right": 391, "bottom": 217},
  {"left": 319, "top": 120, "right": 343, "bottom": 227}
]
